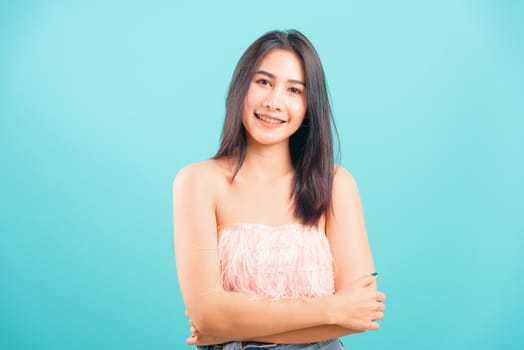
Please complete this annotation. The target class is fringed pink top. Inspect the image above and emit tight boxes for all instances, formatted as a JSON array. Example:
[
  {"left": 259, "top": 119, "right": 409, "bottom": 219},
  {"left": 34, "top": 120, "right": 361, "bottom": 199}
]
[{"left": 217, "top": 223, "right": 335, "bottom": 299}]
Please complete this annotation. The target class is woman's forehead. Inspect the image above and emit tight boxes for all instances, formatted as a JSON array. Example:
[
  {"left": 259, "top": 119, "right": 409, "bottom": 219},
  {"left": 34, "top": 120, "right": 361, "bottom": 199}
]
[{"left": 256, "top": 50, "right": 305, "bottom": 82}]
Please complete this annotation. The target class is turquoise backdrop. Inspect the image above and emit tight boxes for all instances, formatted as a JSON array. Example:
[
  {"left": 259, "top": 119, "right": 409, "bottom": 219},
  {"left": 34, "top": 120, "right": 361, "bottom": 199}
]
[{"left": 1, "top": 0, "right": 523, "bottom": 349}]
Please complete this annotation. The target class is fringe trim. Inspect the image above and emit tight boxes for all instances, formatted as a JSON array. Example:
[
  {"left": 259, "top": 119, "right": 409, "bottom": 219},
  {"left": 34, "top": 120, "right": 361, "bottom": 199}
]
[{"left": 217, "top": 223, "right": 335, "bottom": 299}]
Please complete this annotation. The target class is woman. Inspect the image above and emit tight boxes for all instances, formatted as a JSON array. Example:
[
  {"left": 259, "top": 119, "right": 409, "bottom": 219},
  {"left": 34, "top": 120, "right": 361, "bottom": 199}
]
[{"left": 173, "top": 29, "right": 386, "bottom": 349}]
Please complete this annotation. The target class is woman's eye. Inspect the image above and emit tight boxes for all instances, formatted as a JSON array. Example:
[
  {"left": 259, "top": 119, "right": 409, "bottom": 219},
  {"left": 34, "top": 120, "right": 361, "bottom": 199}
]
[
  {"left": 289, "top": 87, "right": 302, "bottom": 95},
  {"left": 256, "top": 79, "right": 270, "bottom": 85}
]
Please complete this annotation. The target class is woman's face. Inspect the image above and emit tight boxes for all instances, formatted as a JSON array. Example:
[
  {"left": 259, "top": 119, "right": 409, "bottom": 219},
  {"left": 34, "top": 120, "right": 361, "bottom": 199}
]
[{"left": 242, "top": 49, "right": 307, "bottom": 147}]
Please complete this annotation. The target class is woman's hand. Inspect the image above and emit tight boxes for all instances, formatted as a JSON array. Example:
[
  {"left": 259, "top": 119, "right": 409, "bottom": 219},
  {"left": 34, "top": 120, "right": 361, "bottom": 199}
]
[
  {"left": 185, "top": 311, "right": 232, "bottom": 346},
  {"left": 331, "top": 275, "right": 386, "bottom": 331},
  {"left": 186, "top": 324, "right": 232, "bottom": 346}
]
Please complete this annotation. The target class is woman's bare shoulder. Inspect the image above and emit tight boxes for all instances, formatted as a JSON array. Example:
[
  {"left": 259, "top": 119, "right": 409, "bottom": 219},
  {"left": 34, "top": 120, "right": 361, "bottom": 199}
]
[
  {"left": 332, "top": 165, "right": 360, "bottom": 199},
  {"left": 173, "top": 158, "right": 232, "bottom": 197},
  {"left": 333, "top": 165, "right": 357, "bottom": 184},
  {"left": 174, "top": 159, "right": 221, "bottom": 182}
]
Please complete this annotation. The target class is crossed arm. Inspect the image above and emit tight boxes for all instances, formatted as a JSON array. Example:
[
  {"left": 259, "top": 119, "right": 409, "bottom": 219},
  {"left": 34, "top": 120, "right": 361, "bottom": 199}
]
[{"left": 173, "top": 164, "right": 385, "bottom": 345}]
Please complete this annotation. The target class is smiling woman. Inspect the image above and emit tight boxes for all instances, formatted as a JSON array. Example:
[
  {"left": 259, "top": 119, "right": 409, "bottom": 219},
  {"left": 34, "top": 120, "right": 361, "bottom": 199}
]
[
  {"left": 243, "top": 50, "right": 307, "bottom": 146},
  {"left": 173, "top": 30, "right": 386, "bottom": 349}
]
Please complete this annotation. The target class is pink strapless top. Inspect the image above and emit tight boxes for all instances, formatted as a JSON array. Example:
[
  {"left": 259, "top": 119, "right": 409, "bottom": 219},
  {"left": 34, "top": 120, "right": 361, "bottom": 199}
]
[{"left": 217, "top": 223, "right": 335, "bottom": 299}]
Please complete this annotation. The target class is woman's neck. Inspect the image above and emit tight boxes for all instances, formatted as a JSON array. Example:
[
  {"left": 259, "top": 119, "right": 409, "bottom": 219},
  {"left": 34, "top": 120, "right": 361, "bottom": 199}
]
[{"left": 239, "top": 140, "right": 294, "bottom": 182}]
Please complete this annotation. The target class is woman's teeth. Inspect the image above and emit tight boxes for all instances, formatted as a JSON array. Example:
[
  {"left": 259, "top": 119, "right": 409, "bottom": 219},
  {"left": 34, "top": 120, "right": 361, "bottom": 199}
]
[{"left": 255, "top": 114, "right": 282, "bottom": 124}]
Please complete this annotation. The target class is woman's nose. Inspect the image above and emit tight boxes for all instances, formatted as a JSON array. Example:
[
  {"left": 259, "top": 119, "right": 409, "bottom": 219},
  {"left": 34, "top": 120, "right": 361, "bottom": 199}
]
[{"left": 263, "top": 86, "right": 283, "bottom": 111}]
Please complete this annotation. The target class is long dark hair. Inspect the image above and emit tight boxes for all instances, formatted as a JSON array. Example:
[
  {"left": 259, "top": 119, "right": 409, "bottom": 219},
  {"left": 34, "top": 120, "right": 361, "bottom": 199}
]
[{"left": 214, "top": 29, "right": 339, "bottom": 226}]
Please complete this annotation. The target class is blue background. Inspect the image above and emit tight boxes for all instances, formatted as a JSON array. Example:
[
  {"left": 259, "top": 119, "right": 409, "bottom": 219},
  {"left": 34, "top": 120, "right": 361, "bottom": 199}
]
[{"left": 1, "top": 0, "right": 523, "bottom": 349}]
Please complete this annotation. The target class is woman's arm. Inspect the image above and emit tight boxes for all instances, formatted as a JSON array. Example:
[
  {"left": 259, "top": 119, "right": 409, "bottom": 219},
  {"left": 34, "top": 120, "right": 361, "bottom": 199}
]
[
  {"left": 174, "top": 163, "right": 335, "bottom": 338},
  {"left": 174, "top": 163, "right": 384, "bottom": 339},
  {"left": 327, "top": 166, "right": 379, "bottom": 290},
  {"left": 187, "top": 276, "right": 377, "bottom": 345},
  {"left": 187, "top": 324, "right": 361, "bottom": 346}
]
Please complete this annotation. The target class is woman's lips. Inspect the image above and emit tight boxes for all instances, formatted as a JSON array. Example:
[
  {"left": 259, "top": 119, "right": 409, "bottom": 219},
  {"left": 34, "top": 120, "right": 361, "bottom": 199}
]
[{"left": 254, "top": 113, "right": 285, "bottom": 124}]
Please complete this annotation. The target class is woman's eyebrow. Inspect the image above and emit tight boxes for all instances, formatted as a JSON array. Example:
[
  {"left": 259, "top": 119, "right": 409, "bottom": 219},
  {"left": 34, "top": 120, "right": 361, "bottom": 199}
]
[{"left": 255, "top": 70, "right": 306, "bottom": 86}]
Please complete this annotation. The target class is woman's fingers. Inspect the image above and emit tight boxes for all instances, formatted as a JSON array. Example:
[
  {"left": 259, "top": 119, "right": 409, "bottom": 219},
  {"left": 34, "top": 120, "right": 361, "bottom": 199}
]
[
  {"left": 189, "top": 319, "right": 199, "bottom": 337},
  {"left": 186, "top": 335, "right": 197, "bottom": 345},
  {"left": 334, "top": 276, "right": 387, "bottom": 330},
  {"left": 370, "top": 321, "right": 380, "bottom": 330},
  {"left": 373, "top": 311, "right": 384, "bottom": 320},
  {"left": 376, "top": 291, "right": 386, "bottom": 302}
]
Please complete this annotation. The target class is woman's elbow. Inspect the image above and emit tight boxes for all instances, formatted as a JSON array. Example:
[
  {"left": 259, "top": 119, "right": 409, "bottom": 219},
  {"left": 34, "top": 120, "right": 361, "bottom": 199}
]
[{"left": 187, "top": 297, "right": 232, "bottom": 336}]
